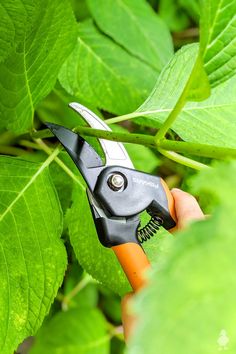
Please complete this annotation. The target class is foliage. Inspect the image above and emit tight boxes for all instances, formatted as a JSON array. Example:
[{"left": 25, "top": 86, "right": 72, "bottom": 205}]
[
  {"left": 31, "top": 308, "right": 109, "bottom": 354},
  {"left": 0, "top": 0, "right": 77, "bottom": 133},
  {"left": 129, "top": 161, "right": 236, "bottom": 354},
  {"left": 0, "top": 155, "right": 67, "bottom": 353},
  {"left": 58, "top": 19, "right": 158, "bottom": 115},
  {"left": 0, "top": 0, "right": 236, "bottom": 353}
]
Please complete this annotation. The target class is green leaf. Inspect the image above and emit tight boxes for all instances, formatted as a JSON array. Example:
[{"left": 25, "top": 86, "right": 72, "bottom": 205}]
[
  {"left": 0, "top": 156, "right": 67, "bottom": 353},
  {"left": 154, "top": 0, "right": 236, "bottom": 114},
  {"left": 30, "top": 308, "right": 109, "bottom": 354},
  {"left": 200, "top": 0, "right": 236, "bottom": 87},
  {"left": 135, "top": 44, "right": 236, "bottom": 147},
  {"left": 0, "top": 0, "right": 35, "bottom": 63},
  {"left": 159, "top": 0, "right": 198, "bottom": 32},
  {"left": 129, "top": 161, "right": 236, "bottom": 354},
  {"left": 36, "top": 82, "right": 102, "bottom": 130},
  {"left": 68, "top": 185, "right": 174, "bottom": 296},
  {"left": 87, "top": 0, "right": 173, "bottom": 72},
  {"left": 0, "top": 0, "right": 77, "bottom": 134},
  {"left": 184, "top": 0, "right": 236, "bottom": 99},
  {"left": 191, "top": 160, "right": 236, "bottom": 208},
  {"left": 136, "top": 44, "right": 199, "bottom": 120},
  {"left": 58, "top": 20, "right": 157, "bottom": 116}
]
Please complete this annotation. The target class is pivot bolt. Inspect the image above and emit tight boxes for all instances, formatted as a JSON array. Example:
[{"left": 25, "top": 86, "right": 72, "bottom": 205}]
[{"left": 108, "top": 173, "right": 125, "bottom": 191}]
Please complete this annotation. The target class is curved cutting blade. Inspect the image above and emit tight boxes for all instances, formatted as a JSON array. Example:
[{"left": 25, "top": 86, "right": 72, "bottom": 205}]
[{"left": 69, "top": 102, "right": 134, "bottom": 169}]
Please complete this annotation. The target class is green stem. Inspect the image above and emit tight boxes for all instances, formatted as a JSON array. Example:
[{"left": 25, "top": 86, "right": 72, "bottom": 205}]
[
  {"left": 75, "top": 126, "right": 236, "bottom": 159},
  {"left": 105, "top": 110, "right": 164, "bottom": 125},
  {"left": 19, "top": 140, "right": 43, "bottom": 150},
  {"left": 160, "top": 139, "right": 236, "bottom": 159},
  {"left": 155, "top": 91, "right": 187, "bottom": 141},
  {"left": 158, "top": 149, "right": 210, "bottom": 170},
  {"left": 61, "top": 126, "right": 236, "bottom": 159},
  {"left": 32, "top": 127, "right": 236, "bottom": 160},
  {"left": 32, "top": 128, "right": 53, "bottom": 139},
  {"left": 74, "top": 126, "right": 155, "bottom": 146},
  {"left": 155, "top": 54, "right": 207, "bottom": 141},
  {"left": 0, "top": 145, "right": 26, "bottom": 156},
  {"left": 34, "top": 138, "right": 85, "bottom": 189},
  {"left": 62, "top": 274, "right": 93, "bottom": 311}
]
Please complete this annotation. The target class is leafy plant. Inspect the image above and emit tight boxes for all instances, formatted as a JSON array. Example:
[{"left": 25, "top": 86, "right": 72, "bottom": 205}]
[
  {"left": 129, "top": 161, "right": 236, "bottom": 354},
  {"left": 0, "top": 0, "right": 236, "bottom": 353}
]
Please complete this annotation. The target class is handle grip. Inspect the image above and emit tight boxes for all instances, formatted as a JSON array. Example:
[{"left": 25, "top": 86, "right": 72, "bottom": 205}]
[
  {"left": 160, "top": 178, "right": 177, "bottom": 224},
  {"left": 112, "top": 243, "right": 150, "bottom": 292},
  {"left": 112, "top": 184, "right": 176, "bottom": 291}
]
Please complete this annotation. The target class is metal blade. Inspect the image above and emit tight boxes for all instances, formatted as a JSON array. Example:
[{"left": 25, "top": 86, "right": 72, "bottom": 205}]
[
  {"left": 69, "top": 102, "right": 134, "bottom": 169},
  {"left": 46, "top": 122, "right": 105, "bottom": 190}
]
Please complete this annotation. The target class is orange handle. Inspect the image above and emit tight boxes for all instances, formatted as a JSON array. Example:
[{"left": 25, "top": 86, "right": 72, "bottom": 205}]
[
  {"left": 112, "top": 243, "right": 150, "bottom": 292},
  {"left": 160, "top": 178, "right": 177, "bottom": 222},
  {"left": 112, "top": 181, "right": 176, "bottom": 292}
]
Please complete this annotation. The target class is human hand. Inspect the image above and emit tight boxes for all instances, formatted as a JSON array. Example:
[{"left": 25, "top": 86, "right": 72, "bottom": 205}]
[{"left": 121, "top": 188, "right": 205, "bottom": 340}]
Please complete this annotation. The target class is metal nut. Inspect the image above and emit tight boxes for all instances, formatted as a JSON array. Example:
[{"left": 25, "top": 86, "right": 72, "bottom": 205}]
[{"left": 108, "top": 173, "right": 125, "bottom": 191}]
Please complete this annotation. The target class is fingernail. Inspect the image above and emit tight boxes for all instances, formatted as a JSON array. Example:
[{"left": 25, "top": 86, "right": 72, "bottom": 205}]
[{"left": 171, "top": 188, "right": 182, "bottom": 192}]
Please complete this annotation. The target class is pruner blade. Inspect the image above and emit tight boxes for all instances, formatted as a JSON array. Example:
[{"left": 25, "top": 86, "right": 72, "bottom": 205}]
[
  {"left": 45, "top": 121, "right": 104, "bottom": 190},
  {"left": 69, "top": 102, "right": 134, "bottom": 169}
]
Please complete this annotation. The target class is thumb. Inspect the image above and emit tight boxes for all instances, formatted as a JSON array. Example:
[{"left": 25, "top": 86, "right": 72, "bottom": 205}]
[{"left": 171, "top": 188, "right": 204, "bottom": 230}]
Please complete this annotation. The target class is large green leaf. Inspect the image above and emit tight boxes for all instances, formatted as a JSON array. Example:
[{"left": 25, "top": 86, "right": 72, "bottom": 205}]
[
  {"left": 136, "top": 44, "right": 198, "bottom": 118},
  {"left": 0, "top": 156, "right": 67, "bottom": 353},
  {"left": 0, "top": 0, "right": 77, "bottom": 134},
  {"left": 87, "top": 0, "right": 173, "bottom": 72},
  {"left": 0, "top": 0, "right": 35, "bottom": 63},
  {"left": 186, "top": 0, "right": 236, "bottom": 97},
  {"left": 200, "top": 0, "right": 236, "bottom": 87},
  {"left": 129, "top": 161, "right": 236, "bottom": 354},
  {"left": 153, "top": 0, "right": 236, "bottom": 111},
  {"left": 135, "top": 44, "right": 236, "bottom": 147},
  {"left": 58, "top": 20, "right": 157, "bottom": 116},
  {"left": 30, "top": 308, "right": 109, "bottom": 354}
]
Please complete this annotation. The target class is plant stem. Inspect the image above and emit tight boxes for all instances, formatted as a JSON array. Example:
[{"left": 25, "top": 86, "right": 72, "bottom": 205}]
[
  {"left": 155, "top": 91, "right": 187, "bottom": 141},
  {"left": 62, "top": 274, "right": 93, "bottom": 311},
  {"left": 160, "top": 139, "right": 236, "bottom": 159},
  {"left": 32, "top": 128, "right": 53, "bottom": 139},
  {"left": 74, "top": 126, "right": 155, "bottom": 146},
  {"left": 0, "top": 145, "right": 27, "bottom": 156},
  {"left": 34, "top": 138, "right": 85, "bottom": 189},
  {"left": 19, "top": 140, "right": 43, "bottom": 150},
  {"left": 158, "top": 149, "right": 210, "bottom": 170},
  {"left": 58, "top": 126, "right": 236, "bottom": 159},
  {"left": 32, "top": 127, "right": 236, "bottom": 160},
  {"left": 155, "top": 53, "right": 210, "bottom": 141},
  {"left": 105, "top": 110, "right": 166, "bottom": 125},
  {"left": 75, "top": 126, "right": 236, "bottom": 159}
]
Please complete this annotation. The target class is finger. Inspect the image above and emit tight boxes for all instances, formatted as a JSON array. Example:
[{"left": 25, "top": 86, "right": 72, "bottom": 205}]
[
  {"left": 121, "top": 293, "right": 136, "bottom": 341},
  {"left": 171, "top": 188, "right": 204, "bottom": 230}
]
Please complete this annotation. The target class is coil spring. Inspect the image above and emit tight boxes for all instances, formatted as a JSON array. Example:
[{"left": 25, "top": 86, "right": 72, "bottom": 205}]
[{"left": 137, "top": 211, "right": 163, "bottom": 243}]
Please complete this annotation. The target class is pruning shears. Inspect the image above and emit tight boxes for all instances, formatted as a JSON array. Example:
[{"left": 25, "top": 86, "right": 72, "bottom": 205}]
[{"left": 46, "top": 103, "right": 176, "bottom": 292}]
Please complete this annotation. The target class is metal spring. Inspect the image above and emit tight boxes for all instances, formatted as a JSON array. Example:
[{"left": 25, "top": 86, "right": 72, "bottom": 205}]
[{"left": 137, "top": 211, "right": 163, "bottom": 243}]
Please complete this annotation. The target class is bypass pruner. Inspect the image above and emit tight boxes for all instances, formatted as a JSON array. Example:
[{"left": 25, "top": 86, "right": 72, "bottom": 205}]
[{"left": 46, "top": 103, "right": 176, "bottom": 292}]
